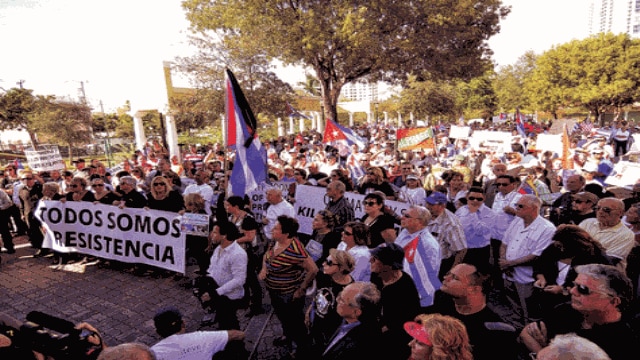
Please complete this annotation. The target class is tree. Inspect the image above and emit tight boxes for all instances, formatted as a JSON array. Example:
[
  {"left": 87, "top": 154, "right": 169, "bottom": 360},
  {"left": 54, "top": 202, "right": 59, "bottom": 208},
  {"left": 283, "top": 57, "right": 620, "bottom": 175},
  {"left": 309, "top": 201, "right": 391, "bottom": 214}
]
[
  {"left": 456, "top": 70, "right": 498, "bottom": 120},
  {"left": 182, "top": 0, "right": 510, "bottom": 123},
  {"left": 0, "top": 88, "right": 42, "bottom": 146},
  {"left": 399, "top": 76, "right": 458, "bottom": 121},
  {"left": 30, "top": 99, "right": 93, "bottom": 159},
  {"left": 526, "top": 33, "right": 640, "bottom": 122},
  {"left": 494, "top": 51, "right": 536, "bottom": 112}
]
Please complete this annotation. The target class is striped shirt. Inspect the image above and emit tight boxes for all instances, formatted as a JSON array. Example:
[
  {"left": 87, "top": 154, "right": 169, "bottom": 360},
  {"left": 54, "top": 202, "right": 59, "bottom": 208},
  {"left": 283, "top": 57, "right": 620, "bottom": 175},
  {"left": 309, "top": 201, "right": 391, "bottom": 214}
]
[{"left": 264, "top": 238, "right": 310, "bottom": 294}]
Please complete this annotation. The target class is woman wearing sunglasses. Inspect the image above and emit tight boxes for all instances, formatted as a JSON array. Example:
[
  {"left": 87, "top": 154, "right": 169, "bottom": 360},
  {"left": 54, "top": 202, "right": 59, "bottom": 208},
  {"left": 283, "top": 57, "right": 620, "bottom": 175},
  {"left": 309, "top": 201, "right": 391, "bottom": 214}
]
[
  {"left": 306, "top": 249, "right": 355, "bottom": 357},
  {"left": 91, "top": 177, "right": 121, "bottom": 205},
  {"left": 146, "top": 176, "right": 185, "bottom": 213},
  {"left": 360, "top": 192, "right": 397, "bottom": 248}
]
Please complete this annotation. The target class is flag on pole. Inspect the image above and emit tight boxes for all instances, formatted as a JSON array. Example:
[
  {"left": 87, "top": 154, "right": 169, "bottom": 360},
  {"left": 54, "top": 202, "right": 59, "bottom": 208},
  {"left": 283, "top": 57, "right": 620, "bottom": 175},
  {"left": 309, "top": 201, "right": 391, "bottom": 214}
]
[
  {"left": 396, "top": 128, "right": 435, "bottom": 151},
  {"left": 225, "top": 68, "right": 267, "bottom": 196},
  {"left": 561, "top": 123, "right": 573, "bottom": 170},
  {"left": 323, "top": 118, "right": 366, "bottom": 151},
  {"left": 286, "top": 102, "right": 311, "bottom": 120},
  {"left": 514, "top": 108, "right": 527, "bottom": 138}
]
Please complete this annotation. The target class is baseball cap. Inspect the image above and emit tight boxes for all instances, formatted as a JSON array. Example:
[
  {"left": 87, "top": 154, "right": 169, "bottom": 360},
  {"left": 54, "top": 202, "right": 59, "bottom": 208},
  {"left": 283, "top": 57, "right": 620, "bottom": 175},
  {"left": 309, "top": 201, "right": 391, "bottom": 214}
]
[
  {"left": 406, "top": 174, "right": 419, "bottom": 181},
  {"left": 425, "top": 192, "right": 448, "bottom": 205},
  {"left": 582, "top": 162, "right": 598, "bottom": 173},
  {"left": 591, "top": 148, "right": 604, "bottom": 154},
  {"left": 370, "top": 243, "right": 405, "bottom": 270}
]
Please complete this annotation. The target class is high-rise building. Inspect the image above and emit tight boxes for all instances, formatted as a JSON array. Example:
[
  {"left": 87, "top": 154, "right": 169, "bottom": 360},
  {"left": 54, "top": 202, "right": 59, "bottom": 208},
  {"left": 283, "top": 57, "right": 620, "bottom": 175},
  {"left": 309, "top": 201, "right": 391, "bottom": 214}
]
[
  {"left": 340, "top": 81, "right": 379, "bottom": 102},
  {"left": 588, "top": 0, "right": 640, "bottom": 37}
]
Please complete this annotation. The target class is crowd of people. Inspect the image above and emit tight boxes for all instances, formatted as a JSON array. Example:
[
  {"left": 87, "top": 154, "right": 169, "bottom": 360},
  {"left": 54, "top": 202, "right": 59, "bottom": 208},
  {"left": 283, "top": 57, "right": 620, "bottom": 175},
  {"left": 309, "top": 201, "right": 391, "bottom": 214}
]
[{"left": 1, "top": 118, "right": 640, "bottom": 359}]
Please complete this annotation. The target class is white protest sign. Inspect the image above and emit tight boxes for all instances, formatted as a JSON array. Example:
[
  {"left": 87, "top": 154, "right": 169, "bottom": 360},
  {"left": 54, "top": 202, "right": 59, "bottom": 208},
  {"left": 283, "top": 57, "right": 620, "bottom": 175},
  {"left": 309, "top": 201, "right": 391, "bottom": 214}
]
[
  {"left": 605, "top": 161, "right": 640, "bottom": 188},
  {"left": 449, "top": 125, "right": 471, "bottom": 139},
  {"left": 25, "top": 147, "right": 65, "bottom": 171},
  {"left": 534, "top": 134, "right": 562, "bottom": 155},
  {"left": 469, "top": 130, "right": 512, "bottom": 153},
  {"left": 247, "top": 181, "right": 292, "bottom": 224},
  {"left": 36, "top": 201, "right": 186, "bottom": 273},
  {"left": 293, "top": 185, "right": 410, "bottom": 235}
]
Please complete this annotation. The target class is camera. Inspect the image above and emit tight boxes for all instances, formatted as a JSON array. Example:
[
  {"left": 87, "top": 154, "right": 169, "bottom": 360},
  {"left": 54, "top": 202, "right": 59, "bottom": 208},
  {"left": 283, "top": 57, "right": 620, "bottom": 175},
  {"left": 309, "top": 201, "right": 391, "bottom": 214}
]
[{"left": 12, "top": 311, "right": 102, "bottom": 360}]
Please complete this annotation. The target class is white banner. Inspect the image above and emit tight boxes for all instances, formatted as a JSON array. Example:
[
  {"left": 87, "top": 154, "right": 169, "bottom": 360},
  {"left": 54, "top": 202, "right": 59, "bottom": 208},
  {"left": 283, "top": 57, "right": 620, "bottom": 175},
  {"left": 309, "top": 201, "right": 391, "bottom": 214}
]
[
  {"left": 36, "top": 201, "right": 186, "bottom": 273},
  {"left": 535, "top": 134, "right": 562, "bottom": 155},
  {"left": 449, "top": 125, "right": 471, "bottom": 139},
  {"left": 293, "top": 185, "right": 411, "bottom": 234},
  {"left": 469, "top": 130, "right": 512, "bottom": 153},
  {"left": 25, "top": 147, "right": 65, "bottom": 171},
  {"left": 605, "top": 161, "right": 640, "bottom": 188}
]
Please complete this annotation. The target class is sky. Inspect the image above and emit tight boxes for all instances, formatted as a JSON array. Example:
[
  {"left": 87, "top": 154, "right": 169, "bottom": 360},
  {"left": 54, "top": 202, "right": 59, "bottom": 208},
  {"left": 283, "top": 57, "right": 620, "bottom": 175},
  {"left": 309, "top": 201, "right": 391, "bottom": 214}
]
[{"left": 0, "top": 0, "right": 592, "bottom": 113}]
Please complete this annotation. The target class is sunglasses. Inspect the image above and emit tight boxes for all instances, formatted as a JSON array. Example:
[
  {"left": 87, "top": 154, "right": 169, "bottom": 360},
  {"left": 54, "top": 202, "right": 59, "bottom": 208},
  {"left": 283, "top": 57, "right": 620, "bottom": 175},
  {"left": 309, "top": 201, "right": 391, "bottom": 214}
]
[
  {"left": 572, "top": 199, "right": 589, "bottom": 204},
  {"left": 92, "top": 184, "right": 104, "bottom": 187},
  {"left": 514, "top": 203, "right": 526, "bottom": 209},
  {"left": 595, "top": 206, "right": 616, "bottom": 213},
  {"left": 572, "top": 282, "right": 613, "bottom": 297},
  {"left": 69, "top": 184, "right": 79, "bottom": 188},
  {"left": 343, "top": 230, "right": 353, "bottom": 236},
  {"left": 153, "top": 183, "right": 166, "bottom": 186},
  {"left": 22, "top": 178, "right": 34, "bottom": 181},
  {"left": 496, "top": 183, "right": 511, "bottom": 187},
  {"left": 324, "top": 259, "right": 337, "bottom": 266},
  {"left": 364, "top": 201, "right": 378, "bottom": 206},
  {"left": 467, "top": 196, "right": 484, "bottom": 201}
]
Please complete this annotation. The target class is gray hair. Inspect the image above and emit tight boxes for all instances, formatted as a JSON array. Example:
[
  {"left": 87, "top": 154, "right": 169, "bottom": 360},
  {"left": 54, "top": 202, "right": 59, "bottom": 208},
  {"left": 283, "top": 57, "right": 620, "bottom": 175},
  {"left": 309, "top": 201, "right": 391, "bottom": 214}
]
[
  {"left": 540, "top": 333, "right": 610, "bottom": 360},
  {"left": 520, "top": 194, "right": 542, "bottom": 210},
  {"left": 575, "top": 264, "right": 633, "bottom": 311},
  {"left": 349, "top": 281, "right": 381, "bottom": 322},
  {"left": 119, "top": 176, "right": 137, "bottom": 187},
  {"left": 328, "top": 180, "right": 346, "bottom": 194},
  {"left": 410, "top": 205, "right": 432, "bottom": 226}
]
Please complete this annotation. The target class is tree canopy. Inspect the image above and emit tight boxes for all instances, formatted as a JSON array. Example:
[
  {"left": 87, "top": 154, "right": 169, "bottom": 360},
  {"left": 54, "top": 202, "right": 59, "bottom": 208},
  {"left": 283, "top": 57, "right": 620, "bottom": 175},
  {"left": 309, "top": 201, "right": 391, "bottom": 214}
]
[
  {"left": 182, "top": 0, "right": 510, "bottom": 123},
  {"left": 526, "top": 33, "right": 640, "bottom": 121}
]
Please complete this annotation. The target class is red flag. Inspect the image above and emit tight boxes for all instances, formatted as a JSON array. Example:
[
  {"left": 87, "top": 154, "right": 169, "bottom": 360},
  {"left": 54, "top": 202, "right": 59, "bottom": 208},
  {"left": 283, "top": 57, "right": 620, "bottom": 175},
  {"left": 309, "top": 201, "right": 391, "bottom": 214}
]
[
  {"left": 323, "top": 119, "right": 348, "bottom": 143},
  {"left": 403, "top": 236, "right": 420, "bottom": 263}
]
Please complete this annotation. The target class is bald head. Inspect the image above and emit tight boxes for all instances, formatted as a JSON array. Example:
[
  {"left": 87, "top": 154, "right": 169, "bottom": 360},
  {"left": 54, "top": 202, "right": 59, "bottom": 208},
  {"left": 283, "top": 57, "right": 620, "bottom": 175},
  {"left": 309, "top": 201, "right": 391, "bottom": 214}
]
[{"left": 97, "top": 343, "right": 156, "bottom": 360}]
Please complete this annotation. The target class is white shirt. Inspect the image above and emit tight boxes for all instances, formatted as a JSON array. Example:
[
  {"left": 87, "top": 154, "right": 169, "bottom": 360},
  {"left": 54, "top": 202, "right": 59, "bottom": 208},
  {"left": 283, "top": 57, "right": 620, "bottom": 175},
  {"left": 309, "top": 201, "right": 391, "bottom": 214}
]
[
  {"left": 183, "top": 183, "right": 215, "bottom": 214},
  {"left": 502, "top": 216, "right": 555, "bottom": 284},
  {"left": 337, "top": 242, "right": 371, "bottom": 282},
  {"left": 206, "top": 241, "right": 248, "bottom": 300},
  {"left": 491, "top": 190, "right": 522, "bottom": 241},
  {"left": 151, "top": 331, "right": 228, "bottom": 360},
  {"left": 263, "top": 199, "right": 295, "bottom": 239}
]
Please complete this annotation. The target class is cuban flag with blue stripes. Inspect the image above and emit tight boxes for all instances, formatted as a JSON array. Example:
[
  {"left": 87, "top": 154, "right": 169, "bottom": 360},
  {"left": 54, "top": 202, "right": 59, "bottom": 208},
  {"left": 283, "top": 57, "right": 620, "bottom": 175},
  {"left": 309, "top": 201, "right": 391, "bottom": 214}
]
[{"left": 225, "top": 69, "right": 267, "bottom": 196}]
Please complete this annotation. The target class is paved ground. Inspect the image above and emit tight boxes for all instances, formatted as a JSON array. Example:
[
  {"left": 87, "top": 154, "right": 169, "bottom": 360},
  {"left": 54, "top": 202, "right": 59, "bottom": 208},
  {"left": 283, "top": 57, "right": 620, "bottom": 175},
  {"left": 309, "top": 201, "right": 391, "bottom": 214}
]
[{"left": 0, "top": 238, "right": 293, "bottom": 360}]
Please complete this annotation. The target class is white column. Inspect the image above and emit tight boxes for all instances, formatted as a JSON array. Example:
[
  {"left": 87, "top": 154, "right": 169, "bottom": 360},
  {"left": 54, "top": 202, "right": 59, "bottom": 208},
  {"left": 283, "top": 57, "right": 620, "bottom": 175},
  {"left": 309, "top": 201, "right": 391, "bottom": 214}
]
[
  {"left": 349, "top": 112, "right": 354, "bottom": 127},
  {"left": 164, "top": 113, "right": 180, "bottom": 161},
  {"left": 311, "top": 113, "right": 316, "bottom": 130},
  {"left": 410, "top": 112, "right": 414, "bottom": 123},
  {"left": 289, "top": 116, "right": 295, "bottom": 134},
  {"left": 221, "top": 114, "right": 227, "bottom": 147},
  {"left": 277, "top": 118, "right": 284, "bottom": 137},
  {"left": 383, "top": 112, "right": 388, "bottom": 126},
  {"left": 299, "top": 117, "right": 305, "bottom": 133},
  {"left": 397, "top": 112, "right": 402, "bottom": 128},
  {"left": 132, "top": 111, "right": 146, "bottom": 152},
  {"left": 317, "top": 114, "right": 324, "bottom": 134}
]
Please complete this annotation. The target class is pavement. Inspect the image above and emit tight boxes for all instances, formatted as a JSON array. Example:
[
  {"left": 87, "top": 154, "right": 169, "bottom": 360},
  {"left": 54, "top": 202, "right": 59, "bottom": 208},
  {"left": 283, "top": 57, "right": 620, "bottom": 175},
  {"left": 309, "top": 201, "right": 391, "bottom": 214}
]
[{"left": 0, "top": 237, "right": 292, "bottom": 360}]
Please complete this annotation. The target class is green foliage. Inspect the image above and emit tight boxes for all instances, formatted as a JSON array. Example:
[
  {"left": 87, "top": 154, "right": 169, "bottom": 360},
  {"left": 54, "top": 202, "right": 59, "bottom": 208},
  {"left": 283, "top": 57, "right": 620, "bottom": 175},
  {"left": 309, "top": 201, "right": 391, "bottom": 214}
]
[
  {"left": 182, "top": 0, "right": 509, "bottom": 124},
  {"left": 30, "top": 99, "right": 93, "bottom": 154},
  {"left": 399, "top": 76, "right": 458, "bottom": 120},
  {"left": 494, "top": 51, "right": 537, "bottom": 112},
  {"left": 456, "top": 70, "right": 498, "bottom": 119}
]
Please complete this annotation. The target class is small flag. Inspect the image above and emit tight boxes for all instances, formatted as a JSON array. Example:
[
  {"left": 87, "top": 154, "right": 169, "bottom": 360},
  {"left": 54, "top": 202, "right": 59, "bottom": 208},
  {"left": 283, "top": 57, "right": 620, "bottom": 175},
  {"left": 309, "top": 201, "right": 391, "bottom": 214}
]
[
  {"left": 225, "top": 68, "right": 268, "bottom": 196},
  {"left": 14, "top": 159, "right": 25, "bottom": 170},
  {"left": 515, "top": 108, "right": 527, "bottom": 138},
  {"left": 323, "top": 118, "right": 366, "bottom": 152}
]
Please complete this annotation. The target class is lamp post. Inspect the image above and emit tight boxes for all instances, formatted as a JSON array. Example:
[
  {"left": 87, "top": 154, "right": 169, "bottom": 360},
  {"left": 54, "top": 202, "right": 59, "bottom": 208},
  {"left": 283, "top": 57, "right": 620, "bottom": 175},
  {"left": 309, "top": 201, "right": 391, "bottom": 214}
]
[{"left": 374, "top": 101, "right": 379, "bottom": 125}]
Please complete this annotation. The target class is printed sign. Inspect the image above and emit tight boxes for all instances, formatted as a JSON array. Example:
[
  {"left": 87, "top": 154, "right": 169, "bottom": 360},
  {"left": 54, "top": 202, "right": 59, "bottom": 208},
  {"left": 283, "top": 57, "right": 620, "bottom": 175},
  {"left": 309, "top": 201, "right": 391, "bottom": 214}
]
[{"left": 25, "top": 147, "right": 65, "bottom": 171}]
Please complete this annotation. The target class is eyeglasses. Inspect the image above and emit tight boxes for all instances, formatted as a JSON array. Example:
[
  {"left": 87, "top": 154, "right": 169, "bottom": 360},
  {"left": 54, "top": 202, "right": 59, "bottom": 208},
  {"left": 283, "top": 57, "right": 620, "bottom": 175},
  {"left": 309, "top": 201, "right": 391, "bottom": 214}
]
[
  {"left": 572, "top": 199, "right": 588, "bottom": 204},
  {"left": 467, "top": 196, "right": 484, "bottom": 201},
  {"left": 294, "top": 173, "right": 301, "bottom": 176},
  {"left": 496, "top": 183, "right": 511, "bottom": 187},
  {"left": 343, "top": 230, "right": 353, "bottom": 236},
  {"left": 92, "top": 184, "right": 104, "bottom": 187},
  {"left": 69, "top": 184, "right": 79, "bottom": 188},
  {"left": 336, "top": 294, "right": 357, "bottom": 307},
  {"left": 153, "top": 183, "right": 166, "bottom": 187},
  {"left": 572, "top": 282, "right": 614, "bottom": 297},
  {"left": 514, "top": 203, "right": 526, "bottom": 209},
  {"left": 403, "top": 213, "right": 415, "bottom": 218},
  {"left": 367, "top": 172, "right": 375, "bottom": 175},
  {"left": 22, "top": 177, "right": 33, "bottom": 181},
  {"left": 402, "top": 167, "right": 412, "bottom": 170},
  {"left": 595, "top": 206, "right": 618, "bottom": 213},
  {"left": 364, "top": 201, "right": 378, "bottom": 206}
]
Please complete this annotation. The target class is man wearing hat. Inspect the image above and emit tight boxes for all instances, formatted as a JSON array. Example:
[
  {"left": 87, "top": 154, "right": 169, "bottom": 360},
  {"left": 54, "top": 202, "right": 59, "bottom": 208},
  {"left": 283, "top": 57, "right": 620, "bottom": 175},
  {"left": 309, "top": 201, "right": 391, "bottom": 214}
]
[
  {"left": 584, "top": 148, "right": 613, "bottom": 186},
  {"left": 370, "top": 243, "right": 421, "bottom": 360},
  {"left": 398, "top": 173, "right": 426, "bottom": 206},
  {"left": 567, "top": 191, "right": 598, "bottom": 225},
  {"left": 72, "top": 158, "right": 86, "bottom": 177},
  {"left": 394, "top": 205, "right": 442, "bottom": 309},
  {"left": 425, "top": 192, "right": 467, "bottom": 279},
  {"left": 151, "top": 306, "right": 245, "bottom": 360}
]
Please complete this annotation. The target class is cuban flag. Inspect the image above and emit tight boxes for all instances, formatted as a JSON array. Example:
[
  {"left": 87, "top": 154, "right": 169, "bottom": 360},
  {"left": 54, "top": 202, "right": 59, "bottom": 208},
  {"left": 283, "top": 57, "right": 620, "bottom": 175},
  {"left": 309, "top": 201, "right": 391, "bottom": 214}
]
[
  {"left": 225, "top": 69, "right": 267, "bottom": 196},
  {"left": 323, "top": 118, "right": 366, "bottom": 151},
  {"left": 514, "top": 108, "right": 527, "bottom": 138}
]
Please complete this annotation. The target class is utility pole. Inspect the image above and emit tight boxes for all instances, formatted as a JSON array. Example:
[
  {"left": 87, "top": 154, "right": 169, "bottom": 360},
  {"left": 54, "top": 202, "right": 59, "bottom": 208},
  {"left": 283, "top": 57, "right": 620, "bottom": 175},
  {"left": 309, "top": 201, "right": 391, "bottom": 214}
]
[
  {"left": 16, "top": 79, "right": 25, "bottom": 89},
  {"left": 100, "top": 100, "right": 113, "bottom": 168},
  {"left": 78, "top": 81, "right": 87, "bottom": 105}
]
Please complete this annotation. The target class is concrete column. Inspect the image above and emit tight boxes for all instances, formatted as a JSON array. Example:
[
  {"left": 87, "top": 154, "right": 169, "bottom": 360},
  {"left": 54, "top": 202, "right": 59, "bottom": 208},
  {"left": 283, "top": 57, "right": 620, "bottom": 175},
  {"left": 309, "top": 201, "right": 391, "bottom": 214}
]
[
  {"left": 317, "top": 114, "right": 324, "bottom": 134},
  {"left": 164, "top": 113, "right": 180, "bottom": 161},
  {"left": 383, "top": 112, "right": 388, "bottom": 126},
  {"left": 132, "top": 111, "right": 146, "bottom": 152},
  {"left": 289, "top": 116, "right": 295, "bottom": 134},
  {"left": 397, "top": 112, "right": 402, "bottom": 128},
  {"left": 349, "top": 112, "right": 354, "bottom": 127},
  {"left": 277, "top": 118, "right": 284, "bottom": 137},
  {"left": 299, "top": 117, "right": 305, "bottom": 133},
  {"left": 311, "top": 113, "right": 317, "bottom": 130}
]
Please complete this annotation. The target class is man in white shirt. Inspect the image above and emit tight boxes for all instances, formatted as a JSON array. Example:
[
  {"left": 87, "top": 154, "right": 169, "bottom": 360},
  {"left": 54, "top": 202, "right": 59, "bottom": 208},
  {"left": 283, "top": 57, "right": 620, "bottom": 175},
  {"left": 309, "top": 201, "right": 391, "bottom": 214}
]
[
  {"left": 262, "top": 188, "right": 295, "bottom": 240},
  {"left": 151, "top": 306, "right": 244, "bottom": 360},
  {"left": 183, "top": 169, "right": 214, "bottom": 214},
  {"left": 196, "top": 223, "right": 248, "bottom": 330}
]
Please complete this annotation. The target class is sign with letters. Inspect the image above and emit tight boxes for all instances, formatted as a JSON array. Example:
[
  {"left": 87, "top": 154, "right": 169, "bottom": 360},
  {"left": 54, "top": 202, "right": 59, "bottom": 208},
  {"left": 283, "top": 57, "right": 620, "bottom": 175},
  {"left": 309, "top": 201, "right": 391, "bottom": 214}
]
[
  {"left": 36, "top": 201, "right": 186, "bottom": 273},
  {"left": 25, "top": 147, "right": 65, "bottom": 171}
]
